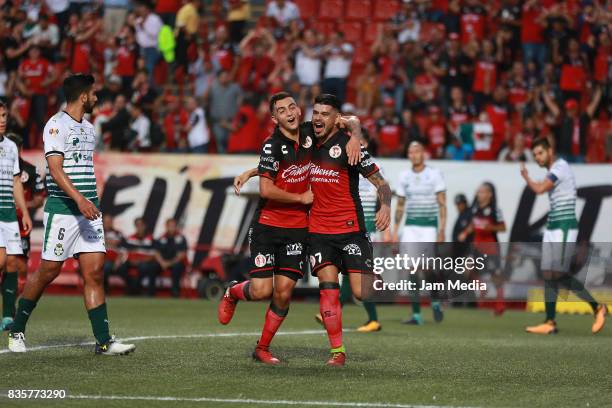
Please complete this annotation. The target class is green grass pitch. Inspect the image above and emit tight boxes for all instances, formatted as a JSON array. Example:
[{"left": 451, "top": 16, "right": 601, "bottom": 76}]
[{"left": 1, "top": 296, "right": 611, "bottom": 408}]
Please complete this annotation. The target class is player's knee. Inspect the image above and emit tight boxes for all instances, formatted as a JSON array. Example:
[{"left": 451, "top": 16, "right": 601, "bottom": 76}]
[
  {"left": 272, "top": 289, "right": 292, "bottom": 308},
  {"left": 250, "top": 284, "right": 272, "bottom": 300}
]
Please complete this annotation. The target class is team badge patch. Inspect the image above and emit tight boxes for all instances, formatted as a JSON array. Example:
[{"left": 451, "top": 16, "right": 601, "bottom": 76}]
[
  {"left": 302, "top": 136, "right": 312, "bottom": 148},
  {"left": 343, "top": 244, "right": 362, "bottom": 256},
  {"left": 20, "top": 172, "right": 28, "bottom": 183},
  {"left": 273, "top": 161, "right": 279, "bottom": 171},
  {"left": 254, "top": 253, "right": 267, "bottom": 267},
  {"left": 329, "top": 144, "right": 342, "bottom": 159},
  {"left": 54, "top": 243, "right": 64, "bottom": 256},
  {"left": 286, "top": 243, "right": 302, "bottom": 256},
  {"left": 49, "top": 128, "right": 59, "bottom": 135}
]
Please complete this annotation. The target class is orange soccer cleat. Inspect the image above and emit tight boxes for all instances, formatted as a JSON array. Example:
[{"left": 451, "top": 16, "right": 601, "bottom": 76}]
[
  {"left": 252, "top": 346, "right": 281, "bottom": 365},
  {"left": 592, "top": 304, "right": 607, "bottom": 334},
  {"left": 217, "top": 281, "right": 239, "bottom": 325},
  {"left": 525, "top": 320, "right": 558, "bottom": 335}
]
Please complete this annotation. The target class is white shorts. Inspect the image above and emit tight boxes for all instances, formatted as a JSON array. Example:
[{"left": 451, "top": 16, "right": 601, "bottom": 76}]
[
  {"left": 541, "top": 228, "right": 578, "bottom": 272},
  {"left": 42, "top": 212, "right": 106, "bottom": 261},
  {"left": 400, "top": 225, "right": 437, "bottom": 258},
  {"left": 0, "top": 220, "right": 23, "bottom": 255}
]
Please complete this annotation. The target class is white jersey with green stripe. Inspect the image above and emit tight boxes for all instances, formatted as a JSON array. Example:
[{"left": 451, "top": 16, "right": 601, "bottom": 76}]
[
  {"left": 396, "top": 165, "right": 445, "bottom": 228},
  {"left": 546, "top": 158, "right": 578, "bottom": 230},
  {"left": 43, "top": 111, "right": 99, "bottom": 215},
  {"left": 0, "top": 136, "right": 21, "bottom": 222},
  {"left": 359, "top": 169, "right": 380, "bottom": 234}
]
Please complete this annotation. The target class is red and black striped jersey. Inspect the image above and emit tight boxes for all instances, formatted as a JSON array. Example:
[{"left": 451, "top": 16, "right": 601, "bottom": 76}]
[
  {"left": 255, "top": 123, "right": 314, "bottom": 229},
  {"left": 309, "top": 129, "right": 379, "bottom": 234}
]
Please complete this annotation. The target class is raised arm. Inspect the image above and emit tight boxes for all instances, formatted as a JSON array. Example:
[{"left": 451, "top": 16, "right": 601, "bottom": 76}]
[
  {"left": 520, "top": 163, "right": 554, "bottom": 194},
  {"left": 233, "top": 167, "right": 258, "bottom": 195}
]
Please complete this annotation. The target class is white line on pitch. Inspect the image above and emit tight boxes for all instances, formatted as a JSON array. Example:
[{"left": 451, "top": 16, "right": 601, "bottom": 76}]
[
  {"left": 0, "top": 329, "right": 338, "bottom": 355},
  {"left": 62, "top": 394, "right": 475, "bottom": 408}
]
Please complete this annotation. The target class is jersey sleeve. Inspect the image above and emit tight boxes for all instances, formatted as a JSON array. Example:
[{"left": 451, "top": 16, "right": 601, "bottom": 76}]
[
  {"left": 178, "top": 235, "right": 188, "bottom": 252},
  {"left": 257, "top": 138, "right": 280, "bottom": 180},
  {"left": 43, "top": 117, "right": 66, "bottom": 157},
  {"left": 356, "top": 145, "right": 379, "bottom": 178},
  {"left": 12, "top": 146, "right": 20, "bottom": 176},
  {"left": 395, "top": 171, "right": 408, "bottom": 198},
  {"left": 433, "top": 169, "right": 446, "bottom": 193},
  {"left": 546, "top": 161, "right": 564, "bottom": 183}
]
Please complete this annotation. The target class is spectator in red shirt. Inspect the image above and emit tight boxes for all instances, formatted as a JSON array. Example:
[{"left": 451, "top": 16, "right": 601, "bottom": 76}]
[
  {"left": 484, "top": 86, "right": 511, "bottom": 153},
  {"left": 115, "top": 26, "right": 138, "bottom": 95},
  {"left": 472, "top": 39, "right": 499, "bottom": 111},
  {"left": 559, "top": 37, "right": 589, "bottom": 102},
  {"left": 237, "top": 29, "right": 276, "bottom": 94},
  {"left": 163, "top": 95, "right": 189, "bottom": 152},
  {"left": 521, "top": 0, "right": 546, "bottom": 67},
  {"left": 16, "top": 45, "right": 56, "bottom": 148},
  {"left": 155, "top": 0, "right": 181, "bottom": 26},
  {"left": 460, "top": 0, "right": 486, "bottom": 44},
  {"left": 424, "top": 105, "right": 447, "bottom": 159},
  {"left": 375, "top": 98, "right": 403, "bottom": 157},
  {"left": 445, "top": 86, "right": 476, "bottom": 136},
  {"left": 413, "top": 57, "right": 440, "bottom": 110},
  {"left": 505, "top": 61, "right": 530, "bottom": 113}
]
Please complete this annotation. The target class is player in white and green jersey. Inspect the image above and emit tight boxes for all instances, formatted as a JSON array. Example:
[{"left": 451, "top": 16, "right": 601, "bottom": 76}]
[
  {"left": 0, "top": 101, "right": 32, "bottom": 331},
  {"left": 394, "top": 141, "right": 447, "bottom": 325},
  {"left": 521, "top": 137, "right": 606, "bottom": 335},
  {"left": 8, "top": 74, "right": 135, "bottom": 355}
]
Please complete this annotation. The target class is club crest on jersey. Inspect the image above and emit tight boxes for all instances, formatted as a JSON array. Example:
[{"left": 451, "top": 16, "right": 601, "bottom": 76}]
[
  {"left": 49, "top": 128, "right": 59, "bottom": 135},
  {"left": 302, "top": 136, "right": 312, "bottom": 148},
  {"left": 273, "top": 161, "right": 279, "bottom": 171},
  {"left": 254, "top": 253, "right": 267, "bottom": 268},
  {"left": 54, "top": 243, "right": 64, "bottom": 256},
  {"left": 20, "top": 171, "right": 28, "bottom": 183},
  {"left": 343, "top": 244, "right": 362, "bottom": 256},
  {"left": 329, "top": 144, "right": 342, "bottom": 159},
  {"left": 286, "top": 243, "right": 302, "bottom": 256}
]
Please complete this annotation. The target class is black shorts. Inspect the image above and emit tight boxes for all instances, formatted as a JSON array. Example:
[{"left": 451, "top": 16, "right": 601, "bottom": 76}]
[
  {"left": 309, "top": 232, "right": 373, "bottom": 276},
  {"left": 248, "top": 223, "right": 308, "bottom": 281},
  {"left": 20, "top": 235, "right": 30, "bottom": 258}
]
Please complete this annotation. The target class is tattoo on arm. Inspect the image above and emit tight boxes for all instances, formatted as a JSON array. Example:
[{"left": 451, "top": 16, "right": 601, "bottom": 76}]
[{"left": 368, "top": 172, "right": 391, "bottom": 207}]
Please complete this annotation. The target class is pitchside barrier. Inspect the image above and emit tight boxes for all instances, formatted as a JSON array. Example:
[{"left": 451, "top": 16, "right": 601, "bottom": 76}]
[{"left": 20, "top": 152, "right": 612, "bottom": 308}]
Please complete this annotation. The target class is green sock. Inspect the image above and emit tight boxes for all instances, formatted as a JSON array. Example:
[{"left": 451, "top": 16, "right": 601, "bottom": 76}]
[
  {"left": 339, "top": 277, "right": 352, "bottom": 306},
  {"left": 2, "top": 272, "right": 18, "bottom": 318},
  {"left": 11, "top": 298, "right": 37, "bottom": 334},
  {"left": 544, "top": 279, "right": 558, "bottom": 321},
  {"left": 87, "top": 303, "right": 111, "bottom": 344},
  {"left": 363, "top": 301, "right": 378, "bottom": 322},
  {"left": 558, "top": 275, "right": 598, "bottom": 312}
]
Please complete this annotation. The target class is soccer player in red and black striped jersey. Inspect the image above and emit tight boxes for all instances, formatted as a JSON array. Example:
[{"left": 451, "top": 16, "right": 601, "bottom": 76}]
[
  {"left": 308, "top": 94, "right": 391, "bottom": 366},
  {"left": 218, "top": 92, "right": 361, "bottom": 365}
]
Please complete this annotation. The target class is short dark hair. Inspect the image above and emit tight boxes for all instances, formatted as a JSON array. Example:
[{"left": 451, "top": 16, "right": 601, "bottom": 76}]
[
  {"left": 0, "top": 100, "right": 6, "bottom": 111},
  {"left": 532, "top": 137, "right": 552, "bottom": 151},
  {"left": 6, "top": 133, "right": 23, "bottom": 148},
  {"left": 269, "top": 92, "right": 292, "bottom": 113},
  {"left": 314, "top": 94, "right": 341, "bottom": 111},
  {"left": 63, "top": 74, "right": 95, "bottom": 103}
]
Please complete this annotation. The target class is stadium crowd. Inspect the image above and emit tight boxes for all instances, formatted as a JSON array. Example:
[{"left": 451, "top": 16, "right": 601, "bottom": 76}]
[{"left": 0, "top": 0, "right": 610, "bottom": 161}]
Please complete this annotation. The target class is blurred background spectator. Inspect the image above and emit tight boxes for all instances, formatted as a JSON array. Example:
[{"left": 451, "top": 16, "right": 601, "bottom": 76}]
[{"left": 0, "top": 0, "right": 609, "bottom": 161}]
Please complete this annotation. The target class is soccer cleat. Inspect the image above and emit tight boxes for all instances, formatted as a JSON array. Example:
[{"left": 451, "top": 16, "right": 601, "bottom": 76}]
[
  {"left": 357, "top": 321, "right": 382, "bottom": 332},
  {"left": 95, "top": 336, "right": 136, "bottom": 356},
  {"left": 1, "top": 317, "right": 14, "bottom": 331},
  {"left": 252, "top": 346, "right": 281, "bottom": 365},
  {"left": 218, "top": 280, "right": 239, "bottom": 325},
  {"left": 401, "top": 315, "right": 423, "bottom": 325},
  {"left": 8, "top": 332, "right": 26, "bottom": 353},
  {"left": 525, "top": 320, "right": 558, "bottom": 335},
  {"left": 326, "top": 351, "right": 346, "bottom": 367},
  {"left": 432, "top": 305, "right": 444, "bottom": 323},
  {"left": 592, "top": 304, "right": 607, "bottom": 334},
  {"left": 314, "top": 313, "right": 323, "bottom": 326}
]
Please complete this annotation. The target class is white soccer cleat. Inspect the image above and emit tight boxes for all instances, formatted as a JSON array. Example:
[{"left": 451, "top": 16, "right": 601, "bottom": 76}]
[
  {"left": 8, "top": 332, "right": 27, "bottom": 353},
  {"left": 95, "top": 336, "right": 136, "bottom": 356}
]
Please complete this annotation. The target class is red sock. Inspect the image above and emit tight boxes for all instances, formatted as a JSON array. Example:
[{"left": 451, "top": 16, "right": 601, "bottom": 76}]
[
  {"left": 258, "top": 305, "right": 287, "bottom": 349},
  {"left": 495, "top": 286, "right": 505, "bottom": 313},
  {"left": 230, "top": 281, "right": 251, "bottom": 301},
  {"left": 320, "top": 286, "right": 342, "bottom": 349}
]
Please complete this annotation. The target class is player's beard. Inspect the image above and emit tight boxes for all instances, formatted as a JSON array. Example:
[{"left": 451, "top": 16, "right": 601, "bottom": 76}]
[{"left": 83, "top": 98, "right": 95, "bottom": 114}]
